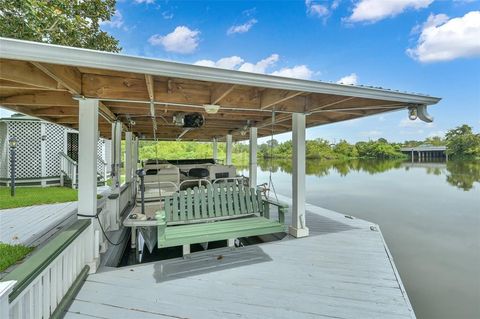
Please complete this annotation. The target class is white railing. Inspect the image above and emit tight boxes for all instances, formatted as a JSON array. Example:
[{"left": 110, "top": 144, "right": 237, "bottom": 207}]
[
  {"left": 60, "top": 152, "right": 108, "bottom": 188},
  {"left": 60, "top": 152, "right": 77, "bottom": 188},
  {"left": 97, "top": 157, "right": 108, "bottom": 182},
  {"left": 119, "top": 182, "right": 133, "bottom": 215},
  {"left": 1, "top": 221, "right": 92, "bottom": 319}
]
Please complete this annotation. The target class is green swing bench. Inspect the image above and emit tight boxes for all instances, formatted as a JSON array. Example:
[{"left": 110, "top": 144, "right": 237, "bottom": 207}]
[{"left": 156, "top": 183, "right": 288, "bottom": 251}]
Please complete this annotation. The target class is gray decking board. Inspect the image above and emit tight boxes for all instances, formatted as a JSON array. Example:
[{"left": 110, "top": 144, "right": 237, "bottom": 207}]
[
  {"left": 0, "top": 202, "right": 78, "bottom": 246},
  {"left": 0, "top": 186, "right": 111, "bottom": 247},
  {"left": 66, "top": 196, "right": 415, "bottom": 319}
]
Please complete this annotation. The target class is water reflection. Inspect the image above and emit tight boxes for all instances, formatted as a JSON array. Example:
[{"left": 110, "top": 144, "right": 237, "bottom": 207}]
[
  {"left": 246, "top": 159, "right": 480, "bottom": 191},
  {"left": 239, "top": 158, "right": 480, "bottom": 319}
]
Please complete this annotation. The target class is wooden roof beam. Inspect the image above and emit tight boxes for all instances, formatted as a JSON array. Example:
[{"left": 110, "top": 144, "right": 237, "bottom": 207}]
[
  {"left": 0, "top": 91, "right": 77, "bottom": 106},
  {"left": 31, "top": 62, "right": 117, "bottom": 124},
  {"left": 307, "top": 96, "right": 356, "bottom": 113},
  {"left": 0, "top": 60, "right": 60, "bottom": 90},
  {"left": 211, "top": 83, "right": 236, "bottom": 105},
  {"left": 31, "top": 62, "right": 82, "bottom": 94},
  {"left": 260, "top": 89, "right": 304, "bottom": 110},
  {"left": 145, "top": 74, "right": 155, "bottom": 101}
]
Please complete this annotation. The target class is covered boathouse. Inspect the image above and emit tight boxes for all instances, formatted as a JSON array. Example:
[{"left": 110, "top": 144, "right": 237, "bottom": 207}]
[{"left": 0, "top": 37, "right": 440, "bottom": 319}]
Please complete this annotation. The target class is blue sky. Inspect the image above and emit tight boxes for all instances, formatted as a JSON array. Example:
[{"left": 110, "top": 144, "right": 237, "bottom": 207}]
[{"left": 2, "top": 0, "right": 479, "bottom": 143}]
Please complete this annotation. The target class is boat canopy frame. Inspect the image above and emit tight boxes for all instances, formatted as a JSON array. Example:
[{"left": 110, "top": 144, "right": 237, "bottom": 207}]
[{"left": 0, "top": 37, "right": 442, "bottom": 260}]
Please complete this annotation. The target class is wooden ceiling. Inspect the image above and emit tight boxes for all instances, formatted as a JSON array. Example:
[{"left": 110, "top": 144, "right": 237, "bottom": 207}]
[{"left": 0, "top": 58, "right": 431, "bottom": 141}]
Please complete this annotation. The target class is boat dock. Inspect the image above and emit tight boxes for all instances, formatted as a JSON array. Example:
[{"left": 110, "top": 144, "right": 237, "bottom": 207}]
[{"left": 65, "top": 195, "right": 415, "bottom": 319}]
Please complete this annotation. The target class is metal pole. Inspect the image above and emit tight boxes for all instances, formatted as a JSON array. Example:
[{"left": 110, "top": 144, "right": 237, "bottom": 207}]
[{"left": 10, "top": 147, "right": 15, "bottom": 197}]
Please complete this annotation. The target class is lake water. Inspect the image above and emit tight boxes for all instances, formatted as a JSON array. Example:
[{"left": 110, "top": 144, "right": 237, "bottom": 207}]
[{"left": 239, "top": 159, "right": 480, "bottom": 319}]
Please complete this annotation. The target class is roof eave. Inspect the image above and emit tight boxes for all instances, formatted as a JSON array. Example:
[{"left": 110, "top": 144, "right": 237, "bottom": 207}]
[{"left": 0, "top": 37, "right": 441, "bottom": 106}]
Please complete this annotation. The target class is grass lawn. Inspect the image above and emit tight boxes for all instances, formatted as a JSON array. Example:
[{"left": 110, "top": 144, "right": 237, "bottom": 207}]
[
  {"left": 0, "top": 243, "right": 34, "bottom": 272},
  {"left": 0, "top": 187, "right": 78, "bottom": 209}
]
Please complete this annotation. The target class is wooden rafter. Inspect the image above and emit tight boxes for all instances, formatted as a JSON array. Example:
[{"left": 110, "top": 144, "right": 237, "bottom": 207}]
[
  {"left": 260, "top": 89, "right": 304, "bottom": 110},
  {"left": 211, "top": 83, "right": 236, "bottom": 105},
  {"left": 31, "top": 62, "right": 82, "bottom": 94},
  {"left": 145, "top": 74, "right": 155, "bottom": 101},
  {"left": 0, "top": 60, "right": 59, "bottom": 90}
]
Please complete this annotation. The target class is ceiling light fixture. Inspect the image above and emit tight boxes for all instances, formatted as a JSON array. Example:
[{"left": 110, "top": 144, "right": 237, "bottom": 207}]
[
  {"left": 203, "top": 104, "right": 221, "bottom": 114},
  {"left": 408, "top": 107, "right": 418, "bottom": 121}
]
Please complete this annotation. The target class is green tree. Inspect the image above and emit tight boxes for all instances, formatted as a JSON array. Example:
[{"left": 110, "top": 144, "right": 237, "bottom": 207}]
[
  {"left": 0, "top": 0, "right": 120, "bottom": 52},
  {"left": 334, "top": 140, "right": 358, "bottom": 158},
  {"left": 424, "top": 136, "right": 445, "bottom": 146},
  {"left": 445, "top": 125, "right": 480, "bottom": 158}
]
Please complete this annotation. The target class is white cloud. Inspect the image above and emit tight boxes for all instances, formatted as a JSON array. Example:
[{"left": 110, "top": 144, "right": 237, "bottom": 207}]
[
  {"left": 162, "top": 11, "right": 174, "bottom": 20},
  {"left": 194, "top": 56, "right": 245, "bottom": 70},
  {"left": 100, "top": 10, "right": 124, "bottom": 29},
  {"left": 194, "top": 54, "right": 316, "bottom": 79},
  {"left": 271, "top": 65, "right": 313, "bottom": 80},
  {"left": 227, "top": 19, "right": 258, "bottom": 35},
  {"left": 336, "top": 73, "right": 358, "bottom": 85},
  {"left": 407, "top": 11, "right": 480, "bottom": 62},
  {"left": 148, "top": 26, "right": 200, "bottom": 54},
  {"left": 347, "top": 0, "right": 433, "bottom": 23},
  {"left": 134, "top": 0, "right": 155, "bottom": 4},
  {"left": 305, "top": 0, "right": 330, "bottom": 17},
  {"left": 238, "top": 54, "right": 279, "bottom": 73}
]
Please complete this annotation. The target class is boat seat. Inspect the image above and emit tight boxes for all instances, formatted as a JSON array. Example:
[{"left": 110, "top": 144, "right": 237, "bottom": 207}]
[{"left": 157, "top": 183, "right": 287, "bottom": 250}]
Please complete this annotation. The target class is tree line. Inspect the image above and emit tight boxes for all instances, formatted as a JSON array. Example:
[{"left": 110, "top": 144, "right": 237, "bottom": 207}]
[
  {"left": 137, "top": 124, "right": 479, "bottom": 161},
  {"left": 259, "top": 124, "right": 479, "bottom": 159}
]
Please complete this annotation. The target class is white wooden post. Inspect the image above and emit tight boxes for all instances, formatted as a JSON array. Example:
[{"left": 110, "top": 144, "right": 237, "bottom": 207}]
[
  {"left": 290, "top": 113, "right": 309, "bottom": 238},
  {"left": 78, "top": 98, "right": 100, "bottom": 272},
  {"left": 125, "top": 132, "right": 133, "bottom": 184},
  {"left": 226, "top": 134, "right": 233, "bottom": 165},
  {"left": 249, "top": 127, "right": 257, "bottom": 188},
  {"left": 0, "top": 281, "right": 16, "bottom": 319},
  {"left": 212, "top": 138, "right": 218, "bottom": 161},
  {"left": 111, "top": 121, "right": 122, "bottom": 188}
]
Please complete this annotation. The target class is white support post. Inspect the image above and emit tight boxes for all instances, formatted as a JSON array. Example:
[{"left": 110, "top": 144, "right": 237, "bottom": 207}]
[
  {"left": 289, "top": 113, "right": 309, "bottom": 238},
  {"left": 125, "top": 132, "right": 133, "bottom": 184},
  {"left": 78, "top": 98, "right": 100, "bottom": 272},
  {"left": 212, "top": 138, "right": 218, "bottom": 161},
  {"left": 226, "top": 134, "right": 233, "bottom": 165},
  {"left": 111, "top": 121, "right": 122, "bottom": 188},
  {"left": 249, "top": 127, "right": 257, "bottom": 188}
]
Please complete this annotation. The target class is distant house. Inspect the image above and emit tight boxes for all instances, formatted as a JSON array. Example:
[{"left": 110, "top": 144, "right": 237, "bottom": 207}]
[{"left": 0, "top": 114, "right": 111, "bottom": 187}]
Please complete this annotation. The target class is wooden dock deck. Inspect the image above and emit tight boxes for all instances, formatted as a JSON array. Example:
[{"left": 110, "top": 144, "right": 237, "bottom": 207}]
[
  {"left": 65, "top": 195, "right": 415, "bottom": 319},
  {"left": 0, "top": 186, "right": 111, "bottom": 247},
  {"left": 0, "top": 202, "right": 78, "bottom": 246}
]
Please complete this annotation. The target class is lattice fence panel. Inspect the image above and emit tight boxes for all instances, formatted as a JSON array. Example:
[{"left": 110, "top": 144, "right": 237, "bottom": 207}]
[
  {"left": 97, "top": 139, "right": 105, "bottom": 174},
  {"left": 10, "top": 121, "right": 41, "bottom": 178},
  {"left": 0, "top": 122, "right": 9, "bottom": 178},
  {"left": 45, "top": 123, "right": 66, "bottom": 177}
]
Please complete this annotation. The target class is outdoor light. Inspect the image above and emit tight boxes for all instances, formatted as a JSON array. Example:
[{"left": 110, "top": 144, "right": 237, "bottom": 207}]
[
  {"left": 408, "top": 107, "right": 418, "bottom": 121},
  {"left": 203, "top": 104, "right": 221, "bottom": 114},
  {"left": 9, "top": 136, "right": 17, "bottom": 149}
]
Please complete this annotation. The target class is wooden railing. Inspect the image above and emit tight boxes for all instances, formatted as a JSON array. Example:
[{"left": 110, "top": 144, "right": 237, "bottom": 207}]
[
  {"left": 60, "top": 152, "right": 77, "bottom": 188},
  {"left": 0, "top": 220, "right": 92, "bottom": 319}
]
